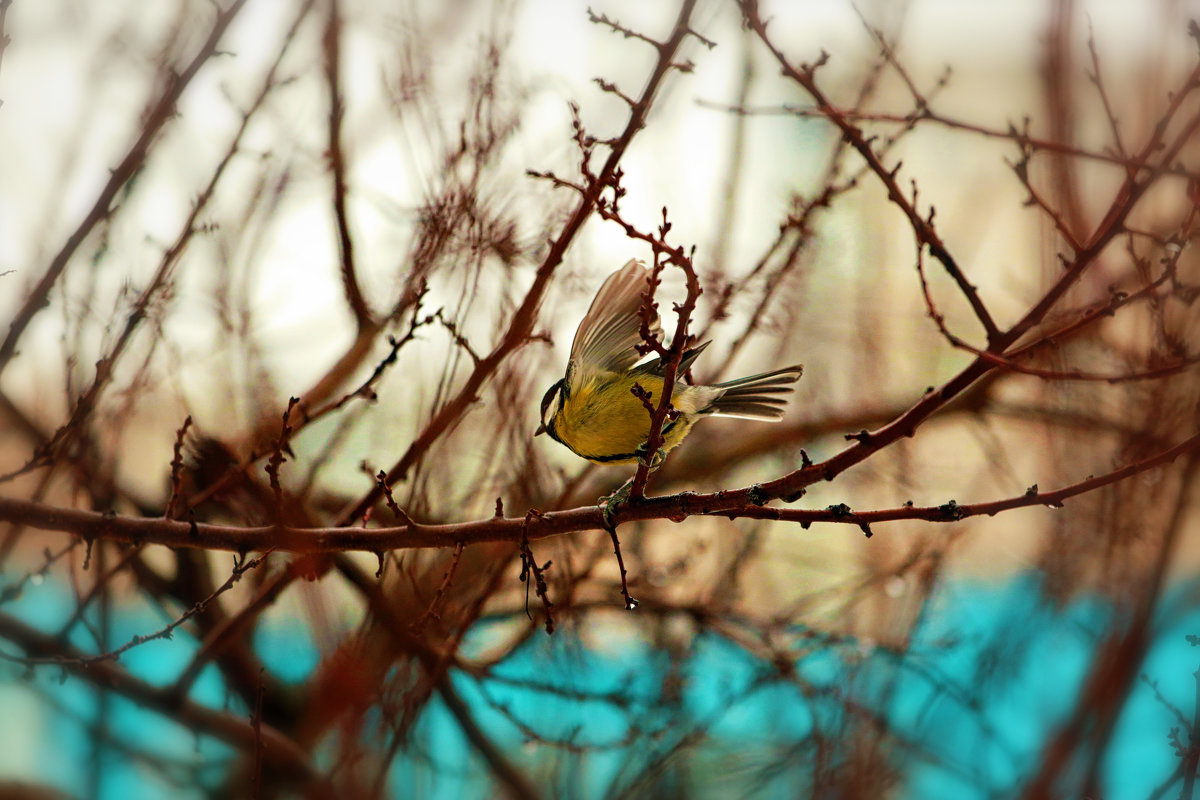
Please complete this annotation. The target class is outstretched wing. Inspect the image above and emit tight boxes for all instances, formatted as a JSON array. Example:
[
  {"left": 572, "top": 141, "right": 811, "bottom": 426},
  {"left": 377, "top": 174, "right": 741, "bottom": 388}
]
[{"left": 568, "top": 259, "right": 661, "bottom": 383}]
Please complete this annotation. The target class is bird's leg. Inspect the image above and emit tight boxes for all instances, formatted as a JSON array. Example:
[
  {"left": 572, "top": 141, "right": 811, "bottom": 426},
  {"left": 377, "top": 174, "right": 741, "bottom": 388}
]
[
  {"left": 634, "top": 441, "right": 667, "bottom": 470},
  {"left": 600, "top": 446, "right": 665, "bottom": 527},
  {"left": 600, "top": 477, "right": 633, "bottom": 529}
]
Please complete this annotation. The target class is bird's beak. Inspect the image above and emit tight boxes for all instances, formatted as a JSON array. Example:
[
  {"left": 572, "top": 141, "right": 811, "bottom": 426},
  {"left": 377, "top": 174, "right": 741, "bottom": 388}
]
[{"left": 534, "top": 422, "right": 547, "bottom": 437}]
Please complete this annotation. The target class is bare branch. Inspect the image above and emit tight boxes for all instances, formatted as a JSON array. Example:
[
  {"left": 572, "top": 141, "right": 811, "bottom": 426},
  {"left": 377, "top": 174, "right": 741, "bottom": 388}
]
[{"left": 323, "top": 0, "right": 374, "bottom": 330}]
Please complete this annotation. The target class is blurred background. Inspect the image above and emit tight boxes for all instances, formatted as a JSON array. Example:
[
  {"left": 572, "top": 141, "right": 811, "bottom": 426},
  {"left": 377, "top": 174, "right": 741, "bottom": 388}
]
[{"left": 1, "top": 0, "right": 1199, "bottom": 797}]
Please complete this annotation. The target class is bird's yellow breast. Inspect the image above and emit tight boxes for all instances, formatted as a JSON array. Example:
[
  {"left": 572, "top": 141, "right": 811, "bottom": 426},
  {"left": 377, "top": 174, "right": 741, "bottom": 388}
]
[{"left": 551, "top": 373, "right": 699, "bottom": 464}]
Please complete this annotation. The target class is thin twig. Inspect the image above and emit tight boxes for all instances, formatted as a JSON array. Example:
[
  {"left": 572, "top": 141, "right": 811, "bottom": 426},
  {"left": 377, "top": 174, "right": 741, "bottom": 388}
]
[
  {"left": 606, "top": 524, "right": 638, "bottom": 610},
  {"left": 165, "top": 416, "right": 193, "bottom": 520},
  {"left": 323, "top": 0, "right": 373, "bottom": 330}
]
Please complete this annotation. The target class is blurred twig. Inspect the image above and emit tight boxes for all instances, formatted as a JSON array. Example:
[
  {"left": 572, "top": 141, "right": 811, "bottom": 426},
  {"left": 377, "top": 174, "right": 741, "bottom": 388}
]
[{"left": 0, "top": 0, "right": 252, "bottom": 373}]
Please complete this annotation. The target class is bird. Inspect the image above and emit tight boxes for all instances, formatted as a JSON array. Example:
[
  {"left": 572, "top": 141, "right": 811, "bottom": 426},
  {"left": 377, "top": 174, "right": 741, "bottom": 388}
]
[{"left": 535, "top": 259, "right": 803, "bottom": 465}]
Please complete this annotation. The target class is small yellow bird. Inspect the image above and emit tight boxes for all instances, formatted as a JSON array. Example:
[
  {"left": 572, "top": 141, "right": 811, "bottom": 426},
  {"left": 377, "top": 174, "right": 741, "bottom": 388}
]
[{"left": 535, "top": 259, "right": 803, "bottom": 464}]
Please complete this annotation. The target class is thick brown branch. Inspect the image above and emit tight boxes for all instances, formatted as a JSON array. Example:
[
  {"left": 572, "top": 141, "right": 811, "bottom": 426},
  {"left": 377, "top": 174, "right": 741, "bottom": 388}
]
[
  {"left": 4, "top": 427, "right": 1196, "bottom": 553},
  {"left": 726, "top": 429, "right": 1200, "bottom": 526}
]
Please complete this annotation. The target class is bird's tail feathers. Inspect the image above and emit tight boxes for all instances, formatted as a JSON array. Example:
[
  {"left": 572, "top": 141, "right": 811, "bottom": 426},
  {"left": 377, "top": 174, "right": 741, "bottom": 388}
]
[{"left": 705, "top": 365, "right": 803, "bottom": 421}]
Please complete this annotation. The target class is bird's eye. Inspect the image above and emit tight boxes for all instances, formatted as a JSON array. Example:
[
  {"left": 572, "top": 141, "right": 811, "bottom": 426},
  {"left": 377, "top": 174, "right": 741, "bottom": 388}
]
[{"left": 539, "top": 379, "right": 565, "bottom": 427}]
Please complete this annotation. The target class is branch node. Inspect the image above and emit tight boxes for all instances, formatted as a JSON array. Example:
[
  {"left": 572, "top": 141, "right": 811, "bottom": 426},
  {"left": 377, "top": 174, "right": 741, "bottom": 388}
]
[
  {"left": 826, "top": 503, "right": 852, "bottom": 518},
  {"left": 937, "top": 499, "right": 965, "bottom": 520}
]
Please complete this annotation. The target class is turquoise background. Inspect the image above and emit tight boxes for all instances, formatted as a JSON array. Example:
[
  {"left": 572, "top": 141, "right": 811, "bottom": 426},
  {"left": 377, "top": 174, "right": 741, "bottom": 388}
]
[{"left": 1, "top": 573, "right": 1196, "bottom": 798}]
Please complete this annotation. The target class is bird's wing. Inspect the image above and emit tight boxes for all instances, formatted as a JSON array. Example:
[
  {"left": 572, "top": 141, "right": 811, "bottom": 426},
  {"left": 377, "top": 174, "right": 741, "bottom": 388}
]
[
  {"left": 635, "top": 340, "right": 711, "bottom": 378},
  {"left": 568, "top": 259, "right": 661, "bottom": 383}
]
